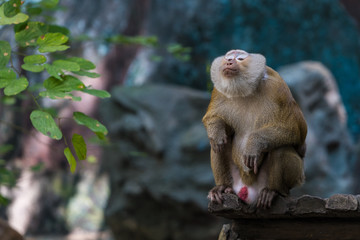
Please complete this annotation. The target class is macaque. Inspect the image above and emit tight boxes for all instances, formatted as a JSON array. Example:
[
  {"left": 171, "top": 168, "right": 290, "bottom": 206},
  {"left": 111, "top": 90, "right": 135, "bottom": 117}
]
[{"left": 203, "top": 50, "right": 307, "bottom": 208}]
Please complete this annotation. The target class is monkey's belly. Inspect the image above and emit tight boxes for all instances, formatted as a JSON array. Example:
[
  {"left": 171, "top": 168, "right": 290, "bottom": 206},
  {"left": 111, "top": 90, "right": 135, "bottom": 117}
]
[{"left": 230, "top": 161, "right": 267, "bottom": 204}]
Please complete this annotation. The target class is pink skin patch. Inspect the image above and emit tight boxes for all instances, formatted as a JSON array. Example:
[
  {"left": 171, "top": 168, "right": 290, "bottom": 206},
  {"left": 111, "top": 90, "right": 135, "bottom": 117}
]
[{"left": 238, "top": 186, "right": 248, "bottom": 201}]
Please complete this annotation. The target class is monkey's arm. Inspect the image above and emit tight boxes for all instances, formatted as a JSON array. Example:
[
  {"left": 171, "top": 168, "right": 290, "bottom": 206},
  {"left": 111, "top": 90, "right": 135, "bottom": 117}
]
[
  {"left": 244, "top": 106, "right": 307, "bottom": 173},
  {"left": 203, "top": 115, "right": 229, "bottom": 153}
]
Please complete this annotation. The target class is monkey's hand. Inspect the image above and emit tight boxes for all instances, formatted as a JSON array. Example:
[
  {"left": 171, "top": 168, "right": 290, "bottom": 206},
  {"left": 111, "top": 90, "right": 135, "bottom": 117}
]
[
  {"left": 243, "top": 154, "right": 261, "bottom": 174},
  {"left": 208, "top": 185, "right": 234, "bottom": 204},
  {"left": 243, "top": 137, "right": 264, "bottom": 174},
  {"left": 209, "top": 133, "right": 228, "bottom": 153}
]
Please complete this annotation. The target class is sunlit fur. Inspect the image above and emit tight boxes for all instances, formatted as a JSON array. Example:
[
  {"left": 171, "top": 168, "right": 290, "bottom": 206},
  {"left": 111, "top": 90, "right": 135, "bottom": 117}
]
[{"left": 210, "top": 53, "right": 266, "bottom": 98}]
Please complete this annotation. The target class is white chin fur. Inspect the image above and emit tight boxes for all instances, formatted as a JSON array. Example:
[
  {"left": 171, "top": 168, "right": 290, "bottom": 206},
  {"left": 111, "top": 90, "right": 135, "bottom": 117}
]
[{"left": 211, "top": 54, "right": 266, "bottom": 98}]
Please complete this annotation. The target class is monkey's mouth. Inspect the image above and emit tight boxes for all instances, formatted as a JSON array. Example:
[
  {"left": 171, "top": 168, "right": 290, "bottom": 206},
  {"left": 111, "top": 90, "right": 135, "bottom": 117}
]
[{"left": 222, "top": 68, "right": 239, "bottom": 77}]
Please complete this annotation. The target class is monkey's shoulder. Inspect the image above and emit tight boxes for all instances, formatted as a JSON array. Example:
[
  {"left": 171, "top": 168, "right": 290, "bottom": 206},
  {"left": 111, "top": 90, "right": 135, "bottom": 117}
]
[{"left": 261, "top": 67, "right": 295, "bottom": 105}]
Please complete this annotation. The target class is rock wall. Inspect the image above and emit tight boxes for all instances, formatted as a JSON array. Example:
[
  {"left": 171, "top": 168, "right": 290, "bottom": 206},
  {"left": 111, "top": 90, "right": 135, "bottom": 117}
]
[{"left": 210, "top": 193, "right": 360, "bottom": 240}]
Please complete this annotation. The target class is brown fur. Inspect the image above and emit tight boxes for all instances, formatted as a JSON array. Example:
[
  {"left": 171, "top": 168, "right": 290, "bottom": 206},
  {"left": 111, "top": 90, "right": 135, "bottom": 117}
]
[{"left": 203, "top": 50, "right": 307, "bottom": 204}]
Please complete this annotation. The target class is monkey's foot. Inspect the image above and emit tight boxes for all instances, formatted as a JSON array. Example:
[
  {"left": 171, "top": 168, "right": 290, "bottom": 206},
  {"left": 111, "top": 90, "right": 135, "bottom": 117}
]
[
  {"left": 208, "top": 185, "right": 234, "bottom": 204},
  {"left": 256, "top": 188, "right": 278, "bottom": 209}
]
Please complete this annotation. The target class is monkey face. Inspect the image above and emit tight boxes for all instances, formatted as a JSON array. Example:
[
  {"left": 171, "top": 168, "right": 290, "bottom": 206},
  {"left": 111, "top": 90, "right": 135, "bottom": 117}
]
[
  {"left": 210, "top": 49, "right": 266, "bottom": 98},
  {"left": 221, "top": 50, "right": 249, "bottom": 78}
]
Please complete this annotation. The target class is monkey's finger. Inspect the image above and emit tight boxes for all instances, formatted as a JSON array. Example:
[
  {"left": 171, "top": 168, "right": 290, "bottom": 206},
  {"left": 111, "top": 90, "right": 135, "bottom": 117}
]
[
  {"left": 264, "top": 192, "right": 270, "bottom": 209},
  {"left": 267, "top": 190, "right": 275, "bottom": 208},
  {"left": 218, "top": 144, "right": 224, "bottom": 152},
  {"left": 243, "top": 156, "right": 248, "bottom": 167},
  {"left": 249, "top": 156, "right": 254, "bottom": 168},
  {"left": 256, "top": 197, "right": 261, "bottom": 208},
  {"left": 224, "top": 187, "right": 234, "bottom": 194},
  {"left": 254, "top": 158, "right": 258, "bottom": 175},
  {"left": 266, "top": 191, "right": 274, "bottom": 208},
  {"left": 244, "top": 156, "right": 250, "bottom": 168},
  {"left": 261, "top": 191, "right": 267, "bottom": 208},
  {"left": 214, "top": 193, "right": 222, "bottom": 204},
  {"left": 208, "top": 192, "right": 215, "bottom": 202}
]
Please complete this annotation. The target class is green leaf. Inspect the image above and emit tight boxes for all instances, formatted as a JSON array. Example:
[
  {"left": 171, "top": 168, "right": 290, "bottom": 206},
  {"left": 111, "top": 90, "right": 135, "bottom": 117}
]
[
  {"left": 13, "top": 21, "right": 27, "bottom": 32},
  {"left": 39, "top": 90, "right": 81, "bottom": 101},
  {"left": 0, "top": 41, "right": 11, "bottom": 68},
  {"left": 1, "top": 96, "right": 16, "bottom": 105},
  {"left": 81, "top": 89, "right": 111, "bottom": 98},
  {"left": 30, "top": 162, "right": 45, "bottom": 172},
  {"left": 72, "top": 133, "right": 86, "bottom": 160},
  {"left": 0, "top": 68, "right": 16, "bottom": 79},
  {"left": 37, "top": 33, "right": 69, "bottom": 53},
  {"left": 0, "top": 144, "right": 14, "bottom": 155},
  {"left": 0, "top": 79, "right": 12, "bottom": 89},
  {"left": 0, "top": 167, "right": 16, "bottom": 187},
  {"left": 67, "top": 57, "right": 95, "bottom": 70},
  {"left": 15, "top": 22, "right": 47, "bottom": 47},
  {"left": 24, "top": 54, "right": 47, "bottom": 64},
  {"left": 72, "top": 70, "right": 100, "bottom": 78},
  {"left": 0, "top": 194, "right": 10, "bottom": 206},
  {"left": 4, "top": 77, "right": 28, "bottom": 95},
  {"left": 48, "top": 24, "right": 70, "bottom": 36},
  {"left": 26, "top": 7, "right": 42, "bottom": 15},
  {"left": 44, "top": 63, "right": 63, "bottom": 80},
  {"left": 0, "top": 4, "right": 28, "bottom": 25},
  {"left": 53, "top": 59, "right": 80, "bottom": 72},
  {"left": 43, "top": 75, "right": 85, "bottom": 92},
  {"left": 0, "top": 68, "right": 16, "bottom": 88},
  {"left": 66, "top": 57, "right": 100, "bottom": 78},
  {"left": 30, "top": 110, "right": 62, "bottom": 140},
  {"left": 21, "top": 63, "right": 44, "bottom": 72},
  {"left": 4, "top": 0, "right": 21, "bottom": 18},
  {"left": 73, "top": 112, "right": 108, "bottom": 135},
  {"left": 167, "top": 43, "right": 192, "bottom": 61},
  {"left": 41, "top": 0, "right": 59, "bottom": 8},
  {"left": 95, "top": 132, "right": 105, "bottom": 140},
  {"left": 107, "top": 35, "right": 158, "bottom": 47},
  {"left": 64, "top": 147, "right": 76, "bottom": 173}
]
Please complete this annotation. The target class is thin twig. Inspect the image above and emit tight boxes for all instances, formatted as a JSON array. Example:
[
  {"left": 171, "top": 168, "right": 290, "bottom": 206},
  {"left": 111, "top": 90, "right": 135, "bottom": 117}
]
[{"left": 9, "top": 56, "right": 21, "bottom": 76}]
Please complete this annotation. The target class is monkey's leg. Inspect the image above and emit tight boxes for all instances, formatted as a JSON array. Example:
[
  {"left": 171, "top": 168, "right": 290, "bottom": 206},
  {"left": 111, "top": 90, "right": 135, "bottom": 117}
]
[
  {"left": 208, "top": 144, "right": 234, "bottom": 204},
  {"left": 257, "top": 147, "right": 304, "bottom": 208}
]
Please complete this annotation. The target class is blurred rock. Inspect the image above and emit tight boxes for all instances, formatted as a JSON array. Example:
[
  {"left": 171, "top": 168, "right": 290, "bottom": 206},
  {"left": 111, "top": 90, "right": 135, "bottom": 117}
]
[
  {"left": 278, "top": 62, "right": 356, "bottom": 197},
  {"left": 325, "top": 194, "right": 358, "bottom": 211},
  {"left": 66, "top": 171, "right": 110, "bottom": 232},
  {"left": 100, "top": 84, "right": 222, "bottom": 240}
]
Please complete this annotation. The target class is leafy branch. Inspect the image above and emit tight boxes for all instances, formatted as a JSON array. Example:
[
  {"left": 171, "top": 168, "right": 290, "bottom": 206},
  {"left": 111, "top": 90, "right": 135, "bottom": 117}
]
[{"left": 0, "top": 0, "right": 110, "bottom": 173}]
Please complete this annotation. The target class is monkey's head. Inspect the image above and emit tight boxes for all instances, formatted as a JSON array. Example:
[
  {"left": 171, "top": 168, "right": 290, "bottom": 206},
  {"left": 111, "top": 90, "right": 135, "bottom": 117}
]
[{"left": 210, "top": 49, "right": 266, "bottom": 98}]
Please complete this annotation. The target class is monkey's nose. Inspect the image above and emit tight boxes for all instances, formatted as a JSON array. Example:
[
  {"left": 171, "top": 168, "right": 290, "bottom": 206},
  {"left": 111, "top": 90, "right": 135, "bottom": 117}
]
[{"left": 226, "top": 61, "right": 233, "bottom": 66}]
